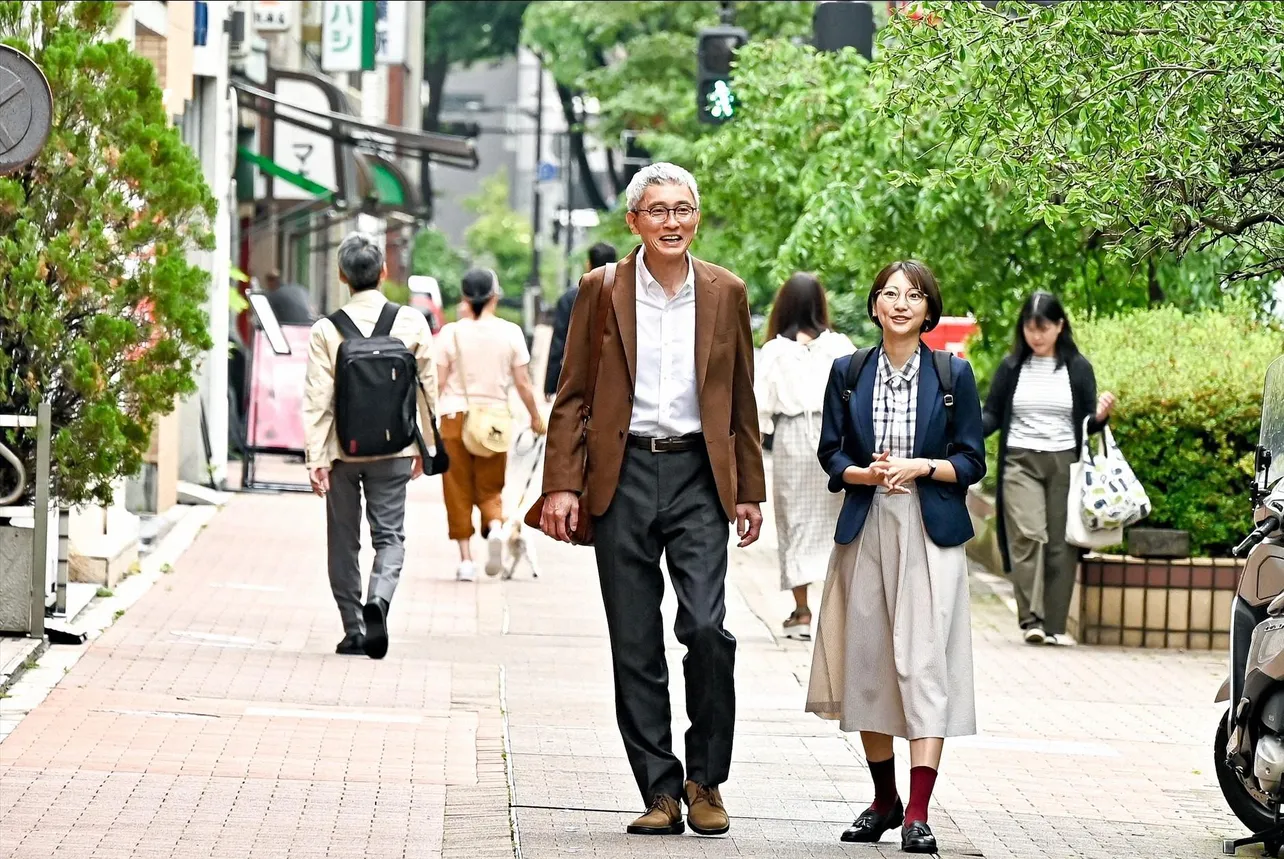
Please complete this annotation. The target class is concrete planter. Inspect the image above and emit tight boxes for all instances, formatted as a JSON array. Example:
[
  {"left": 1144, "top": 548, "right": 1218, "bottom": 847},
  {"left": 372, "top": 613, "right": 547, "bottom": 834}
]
[{"left": 1079, "top": 554, "right": 1240, "bottom": 649}]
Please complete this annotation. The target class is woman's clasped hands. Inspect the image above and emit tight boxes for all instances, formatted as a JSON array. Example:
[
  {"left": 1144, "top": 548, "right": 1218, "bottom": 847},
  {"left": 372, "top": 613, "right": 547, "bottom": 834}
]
[{"left": 843, "top": 450, "right": 932, "bottom": 494}]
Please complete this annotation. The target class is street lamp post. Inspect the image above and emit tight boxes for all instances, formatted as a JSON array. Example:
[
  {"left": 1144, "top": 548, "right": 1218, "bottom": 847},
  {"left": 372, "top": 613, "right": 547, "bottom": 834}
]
[{"left": 524, "top": 53, "right": 545, "bottom": 338}]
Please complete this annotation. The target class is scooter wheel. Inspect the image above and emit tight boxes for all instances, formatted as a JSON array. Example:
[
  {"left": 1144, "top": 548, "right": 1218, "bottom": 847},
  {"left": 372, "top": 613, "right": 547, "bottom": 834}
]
[{"left": 1215, "top": 707, "right": 1279, "bottom": 833}]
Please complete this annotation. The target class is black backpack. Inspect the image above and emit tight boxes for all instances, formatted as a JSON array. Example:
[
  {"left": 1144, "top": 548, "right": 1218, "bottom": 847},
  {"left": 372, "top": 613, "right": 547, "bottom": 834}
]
[
  {"left": 328, "top": 303, "right": 425, "bottom": 459},
  {"left": 841, "top": 346, "right": 956, "bottom": 439}
]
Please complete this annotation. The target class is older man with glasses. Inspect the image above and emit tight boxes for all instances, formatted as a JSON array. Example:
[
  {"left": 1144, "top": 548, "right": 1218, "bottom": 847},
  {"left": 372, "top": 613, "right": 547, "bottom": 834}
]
[{"left": 537, "top": 163, "right": 766, "bottom": 838}]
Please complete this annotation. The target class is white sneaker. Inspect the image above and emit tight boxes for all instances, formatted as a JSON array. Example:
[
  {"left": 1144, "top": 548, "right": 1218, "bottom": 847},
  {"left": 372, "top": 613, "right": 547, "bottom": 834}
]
[
  {"left": 485, "top": 520, "right": 505, "bottom": 577},
  {"left": 1045, "top": 633, "right": 1078, "bottom": 647},
  {"left": 456, "top": 561, "right": 477, "bottom": 582},
  {"left": 1023, "top": 627, "right": 1046, "bottom": 645}
]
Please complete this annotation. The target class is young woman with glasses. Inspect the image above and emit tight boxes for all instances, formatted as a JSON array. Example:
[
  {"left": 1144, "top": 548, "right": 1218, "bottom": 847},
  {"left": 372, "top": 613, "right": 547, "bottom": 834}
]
[{"left": 807, "top": 261, "right": 986, "bottom": 854}]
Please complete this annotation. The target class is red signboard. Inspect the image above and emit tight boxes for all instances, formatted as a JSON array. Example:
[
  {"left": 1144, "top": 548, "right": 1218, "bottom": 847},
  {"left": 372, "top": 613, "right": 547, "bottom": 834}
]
[
  {"left": 921, "top": 316, "right": 978, "bottom": 357},
  {"left": 245, "top": 325, "right": 312, "bottom": 453}
]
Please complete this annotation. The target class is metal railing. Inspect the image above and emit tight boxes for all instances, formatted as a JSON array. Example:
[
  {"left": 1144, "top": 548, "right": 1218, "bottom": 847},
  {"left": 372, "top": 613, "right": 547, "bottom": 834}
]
[{"left": 0, "top": 403, "right": 53, "bottom": 638}]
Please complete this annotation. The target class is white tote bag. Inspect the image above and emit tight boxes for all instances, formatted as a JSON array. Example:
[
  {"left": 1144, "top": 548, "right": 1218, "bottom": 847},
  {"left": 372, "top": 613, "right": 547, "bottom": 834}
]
[{"left": 1066, "top": 418, "right": 1132, "bottom": 549}]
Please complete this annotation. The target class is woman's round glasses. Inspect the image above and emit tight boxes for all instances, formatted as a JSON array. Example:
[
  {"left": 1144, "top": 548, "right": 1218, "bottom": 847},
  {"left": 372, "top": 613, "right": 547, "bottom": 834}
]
[
  {"left": 635, "top": 204, "right": 699, "bottom": 224},
  {"left": 877, "top": 288, "right": 926, "bottom": 305}
]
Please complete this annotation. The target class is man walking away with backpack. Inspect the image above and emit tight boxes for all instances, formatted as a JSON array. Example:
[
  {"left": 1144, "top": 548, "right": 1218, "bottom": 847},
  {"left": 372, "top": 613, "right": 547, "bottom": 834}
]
[{"left": 303, "top": 232, "right": 437, "bottom": 660}]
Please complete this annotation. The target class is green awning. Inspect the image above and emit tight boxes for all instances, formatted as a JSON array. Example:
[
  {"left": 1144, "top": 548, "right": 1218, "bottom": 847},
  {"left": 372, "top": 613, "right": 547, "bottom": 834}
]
[
  {"left": 370, "top": 162, "right": 405, "bottom": 207},
  {"left": 237, "top": 146, "right": 334, "bottom": 199}
]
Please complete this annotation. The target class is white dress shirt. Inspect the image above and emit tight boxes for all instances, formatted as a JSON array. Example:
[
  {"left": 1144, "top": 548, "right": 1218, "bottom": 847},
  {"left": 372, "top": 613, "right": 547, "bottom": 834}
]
[{"left": 629, "top": 250, "right": 702, "bottom": 437}]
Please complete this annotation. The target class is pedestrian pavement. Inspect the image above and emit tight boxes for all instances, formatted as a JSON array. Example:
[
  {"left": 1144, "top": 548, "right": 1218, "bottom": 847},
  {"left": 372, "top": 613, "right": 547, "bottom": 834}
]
[{"left": 0, "top": 446, "right": 1248, "bottom": 858}]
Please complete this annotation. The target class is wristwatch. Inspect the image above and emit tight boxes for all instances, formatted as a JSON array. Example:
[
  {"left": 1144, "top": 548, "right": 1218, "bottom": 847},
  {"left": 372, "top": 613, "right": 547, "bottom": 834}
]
[{"left": 927, "top": 459, "right": 938, "bottom": 479}]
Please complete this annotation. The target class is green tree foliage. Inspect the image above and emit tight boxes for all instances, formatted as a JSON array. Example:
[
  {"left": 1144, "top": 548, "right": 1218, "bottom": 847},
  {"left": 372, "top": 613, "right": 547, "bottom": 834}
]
[
  {"left": 464, "top": 170, "right": 534, "bottom": 294},
  {"left": 678, "top": 39, "right": 1190, "bottom": 347},
  {"left": 0, "top": 1, "right": 216, "bottom": 507},
  {"left": 410, "top": 225, "right": 468, "bottom": 304},
  {"left": 522, "top": 1, "right": 814, "bottom": 201},
  {"left": 881, "top": 1, "right": 1284, "bottom": 285},
  {"left": 1077, "top": 303, "right": 1283, "bottom": 555}
]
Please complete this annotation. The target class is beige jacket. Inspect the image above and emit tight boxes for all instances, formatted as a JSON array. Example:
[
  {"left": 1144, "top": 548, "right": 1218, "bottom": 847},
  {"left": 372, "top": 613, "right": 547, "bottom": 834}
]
[{"left": 302, "top": 289, "right": 438, "bottom": 470}]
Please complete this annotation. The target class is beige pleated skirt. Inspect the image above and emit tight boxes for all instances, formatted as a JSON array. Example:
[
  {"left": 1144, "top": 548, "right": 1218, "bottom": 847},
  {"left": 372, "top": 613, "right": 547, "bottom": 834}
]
[{"left": 806, "top": 485, "right": 977, "bottom": 739}]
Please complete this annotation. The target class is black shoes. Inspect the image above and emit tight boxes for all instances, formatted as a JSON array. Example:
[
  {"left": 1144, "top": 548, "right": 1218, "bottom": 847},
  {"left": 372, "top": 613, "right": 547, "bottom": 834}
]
[
  {"left": 842, "top": 800, "right": 904, "bottom": 843},
  {"left": 362, "top": 598, "right": 389, "bottom": 660},
  {"left": 335, "top": 633, "right": 365, "bottom": 655},
  {"left": 901, "top": 820, "right": 937, "bottom": 854}
]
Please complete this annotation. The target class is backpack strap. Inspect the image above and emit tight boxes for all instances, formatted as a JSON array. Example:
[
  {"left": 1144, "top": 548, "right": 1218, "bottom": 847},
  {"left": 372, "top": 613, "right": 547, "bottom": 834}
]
[
  {"left": 932, "top": 348, "right": 956, "bottom": 438},
  {"left": 840, "top": 346, "right": 878, "bottom": 403},
  {"left": 328, "top": 308, "right": 363, "bottom": 341},
  {"left": 373, "top": 302, "right": 400, "bottom": 338}
]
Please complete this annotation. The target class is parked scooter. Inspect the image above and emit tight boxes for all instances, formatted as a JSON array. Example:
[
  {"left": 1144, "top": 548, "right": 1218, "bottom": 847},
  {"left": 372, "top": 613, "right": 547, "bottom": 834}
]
[{"left": 1216, "top": 354, "right": 1284, "bottom": 856}]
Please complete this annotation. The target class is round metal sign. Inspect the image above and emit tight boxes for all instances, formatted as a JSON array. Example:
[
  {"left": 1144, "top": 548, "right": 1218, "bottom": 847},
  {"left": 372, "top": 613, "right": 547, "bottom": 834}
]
[{"left": 0, "top": 45, "right": 52, "bottom": 175}]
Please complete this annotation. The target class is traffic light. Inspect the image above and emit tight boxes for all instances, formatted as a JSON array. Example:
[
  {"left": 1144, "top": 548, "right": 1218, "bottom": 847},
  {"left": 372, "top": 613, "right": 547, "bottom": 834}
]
[
  {"left": 814, "top": 1, "right": 874, "bottom": 59},
  {"left": 697, "top": 25, "right": 747, "bottom": 125}
]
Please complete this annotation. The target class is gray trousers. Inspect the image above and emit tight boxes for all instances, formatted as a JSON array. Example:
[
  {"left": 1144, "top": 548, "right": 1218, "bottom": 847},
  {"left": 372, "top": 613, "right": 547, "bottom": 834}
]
[
  {"left": 1002, "top": 448, "right": 1078, "bottom": 635},
  {"left": 326, "top": 457, "right": 413, "bottom": 636},
  {"left": 593, "top": 445, "right": 736, "bottom": 803}
]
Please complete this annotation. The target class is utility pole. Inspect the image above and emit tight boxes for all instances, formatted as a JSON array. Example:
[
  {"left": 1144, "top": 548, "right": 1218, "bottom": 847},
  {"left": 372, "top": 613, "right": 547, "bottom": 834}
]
[
  {"left": 524, "top": 53, "right": 544, "bottom": 338},
  {"left": 563, "top": 123, "right": 575, "bottom": 291}
]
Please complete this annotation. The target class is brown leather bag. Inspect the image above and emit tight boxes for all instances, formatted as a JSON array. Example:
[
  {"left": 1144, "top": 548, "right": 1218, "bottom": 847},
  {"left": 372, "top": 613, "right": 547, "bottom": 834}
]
[{"left": 524, "top": 262, "right": 617, "bottom": 545}]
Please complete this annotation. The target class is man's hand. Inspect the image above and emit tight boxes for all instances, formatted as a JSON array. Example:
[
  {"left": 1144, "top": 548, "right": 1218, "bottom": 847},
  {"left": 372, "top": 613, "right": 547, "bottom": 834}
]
[
  {"left": 539, "top": 490, "right": 580, "bottom": 543},
  {"left": 309, "top": 466, "right": 331, "bottom": 498},
  {"left": 410, "top": 456, "right": 423, "bottom": 480},
  {"left": 736, "top": 502, "right": 763, "bottom": 548}
]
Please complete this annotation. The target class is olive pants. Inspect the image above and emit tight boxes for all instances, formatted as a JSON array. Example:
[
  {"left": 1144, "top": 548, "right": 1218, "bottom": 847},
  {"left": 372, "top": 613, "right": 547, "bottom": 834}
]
[{"left": 1002, "top": 448, "right": 1079, "bottom": 635}]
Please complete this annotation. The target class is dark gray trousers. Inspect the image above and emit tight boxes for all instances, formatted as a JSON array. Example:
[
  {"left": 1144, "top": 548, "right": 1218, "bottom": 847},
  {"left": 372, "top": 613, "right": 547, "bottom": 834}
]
[
  {"left": 326, "top": 457, "right": 413, "bottom": 636},
  {"left": 593, "top": 445, "right": 736, "bottom": 803}
]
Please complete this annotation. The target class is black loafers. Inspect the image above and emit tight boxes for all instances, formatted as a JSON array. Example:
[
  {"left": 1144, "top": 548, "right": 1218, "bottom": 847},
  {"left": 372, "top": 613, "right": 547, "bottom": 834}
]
[
  {"left": 335, "top": 633, "right": 365, "bottom": 655},
  {"left": 841, "top": 800, "right": 904, "bottom": 843},
  {"left": 901, "top": 820, "right": 937, "bottom": 854},
  {"left": 362, "top": 599, "right": 389, "bottom": 660}
]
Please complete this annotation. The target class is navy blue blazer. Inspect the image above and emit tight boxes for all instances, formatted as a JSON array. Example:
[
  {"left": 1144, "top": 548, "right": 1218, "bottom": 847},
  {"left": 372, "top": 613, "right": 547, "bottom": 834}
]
[{"left": 817, "top": 343, "right": 986, "bottom": 547}]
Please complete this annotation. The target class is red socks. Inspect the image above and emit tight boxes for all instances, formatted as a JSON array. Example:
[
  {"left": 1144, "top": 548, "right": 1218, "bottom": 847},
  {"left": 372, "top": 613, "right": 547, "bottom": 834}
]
[
  {"left": 867, "top": 756, "right": 899, "bottom": 814},
  {"left": 905, "top": 766, "right": 938, "bottom": 825}
]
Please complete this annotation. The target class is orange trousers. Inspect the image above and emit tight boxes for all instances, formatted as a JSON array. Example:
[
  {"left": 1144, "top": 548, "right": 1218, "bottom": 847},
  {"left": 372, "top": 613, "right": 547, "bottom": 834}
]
[{"left": 440, "top": 413, "right": 507, "bottom": 540}]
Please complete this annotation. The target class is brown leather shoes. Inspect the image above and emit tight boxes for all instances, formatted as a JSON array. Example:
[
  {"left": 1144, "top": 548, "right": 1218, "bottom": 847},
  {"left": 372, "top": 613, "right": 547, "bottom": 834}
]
[
  {"left": 684, "top": 781, "right": 730, "bottom": 835},
  {"left": 626, "top": 794, "right": 684, "bottom": 835}
]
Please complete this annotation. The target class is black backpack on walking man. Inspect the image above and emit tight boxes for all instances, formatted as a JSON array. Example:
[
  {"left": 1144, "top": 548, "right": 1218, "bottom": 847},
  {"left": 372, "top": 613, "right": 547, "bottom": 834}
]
[{"left": 328, "top": 302, "right": 446, "bottom": 471}]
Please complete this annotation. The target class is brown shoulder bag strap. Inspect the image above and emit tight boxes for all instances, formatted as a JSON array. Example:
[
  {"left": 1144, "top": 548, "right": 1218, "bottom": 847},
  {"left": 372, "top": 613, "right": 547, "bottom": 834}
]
[{"left": 579, "top": 262, "right": 617, "bottom": 422}]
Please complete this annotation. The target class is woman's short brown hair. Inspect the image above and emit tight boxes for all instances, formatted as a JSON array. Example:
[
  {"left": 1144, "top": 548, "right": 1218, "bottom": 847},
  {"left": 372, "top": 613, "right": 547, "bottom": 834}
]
[{"left": 866, "top": 260, "right": 943, "bottom": 333}]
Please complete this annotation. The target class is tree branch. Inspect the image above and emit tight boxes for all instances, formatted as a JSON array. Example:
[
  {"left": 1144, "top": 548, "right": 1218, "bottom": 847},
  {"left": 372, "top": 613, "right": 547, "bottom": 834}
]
[{"left": 1199, "top": 211, "right": 1284, "bottom": 236}]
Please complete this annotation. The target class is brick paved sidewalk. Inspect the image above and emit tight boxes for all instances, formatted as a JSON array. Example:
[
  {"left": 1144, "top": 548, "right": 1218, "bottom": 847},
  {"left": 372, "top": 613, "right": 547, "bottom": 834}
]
[{"left": 0, "top": 447, "right": 1248, "bottom": 859}]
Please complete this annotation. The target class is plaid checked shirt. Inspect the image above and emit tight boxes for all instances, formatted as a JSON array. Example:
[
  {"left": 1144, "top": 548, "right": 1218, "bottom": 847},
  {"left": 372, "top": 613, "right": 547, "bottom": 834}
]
[{"left": 873, "top": 348, "right": 920, "bottom": 458}]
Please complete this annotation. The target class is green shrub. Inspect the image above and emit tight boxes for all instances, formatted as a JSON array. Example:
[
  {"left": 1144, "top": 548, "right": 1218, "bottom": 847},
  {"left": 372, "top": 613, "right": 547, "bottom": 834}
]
[
  {"left": 380, "top": 281, "right": 410, "bottom": 305},
  {"left": 1076, "top": 303, "right": 1283, "bottom": 556},
  {"left": 0, "top": 2, "right": 216, "bottom": 507}
]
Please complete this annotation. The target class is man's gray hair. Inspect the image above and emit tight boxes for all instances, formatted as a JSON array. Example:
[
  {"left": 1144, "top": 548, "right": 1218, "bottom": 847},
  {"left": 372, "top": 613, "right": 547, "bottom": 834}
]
[
  {"left": 624, "top": 162, "right": 700, "bottom": 212},
  {"left": 337, "top": 231, "right": 384, "bottom": 289}
]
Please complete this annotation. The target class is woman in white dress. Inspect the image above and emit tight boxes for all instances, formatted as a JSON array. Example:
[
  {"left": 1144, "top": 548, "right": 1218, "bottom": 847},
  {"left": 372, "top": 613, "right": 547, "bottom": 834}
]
[
  {"left": 755, "top": 273, "right": 855, "bottom": 640},
  {"left": 808, "top": 261, "right": 986, "bottom": 854}
]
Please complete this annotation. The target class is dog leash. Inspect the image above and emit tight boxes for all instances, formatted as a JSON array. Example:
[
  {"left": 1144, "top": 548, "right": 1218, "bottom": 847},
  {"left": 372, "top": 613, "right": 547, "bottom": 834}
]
[{"left": 511, "top": 430, "right": 547, "bottom": 514}]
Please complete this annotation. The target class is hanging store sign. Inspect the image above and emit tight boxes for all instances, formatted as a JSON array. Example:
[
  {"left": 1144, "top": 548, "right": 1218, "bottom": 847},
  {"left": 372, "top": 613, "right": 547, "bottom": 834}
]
[
  {"left": 322, "top": 0, "right": 377, "bottom": 72},
  {"left": 376, "top": 0, "right": 407, "bottom": 65}
]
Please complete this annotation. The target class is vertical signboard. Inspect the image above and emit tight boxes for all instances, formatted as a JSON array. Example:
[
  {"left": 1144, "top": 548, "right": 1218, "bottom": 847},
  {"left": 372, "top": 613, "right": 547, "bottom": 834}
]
[
  {"left": 376, "top": 0, "right": 407, "bottom": 65},
  {"left": 322, "top": 0, "right": 377, "bottom": 72},
  {"left": 271, "top": 77, "right": 338, "bottom": 199}
]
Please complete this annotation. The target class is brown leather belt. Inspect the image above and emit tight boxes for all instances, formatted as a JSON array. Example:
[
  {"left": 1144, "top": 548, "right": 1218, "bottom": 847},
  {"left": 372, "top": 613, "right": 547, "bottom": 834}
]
[{"left": 627, "top": 433, "right": 704, "bottom": 453}]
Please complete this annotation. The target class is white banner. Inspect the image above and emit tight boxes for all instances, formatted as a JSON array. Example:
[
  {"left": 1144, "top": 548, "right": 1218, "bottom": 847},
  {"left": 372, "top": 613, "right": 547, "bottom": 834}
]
[
  {"left": 376, "top": 0, "right": 407, "bottom": 65},
  {"left": 322, "top": 0, "right": 363, "bottom": 72}
]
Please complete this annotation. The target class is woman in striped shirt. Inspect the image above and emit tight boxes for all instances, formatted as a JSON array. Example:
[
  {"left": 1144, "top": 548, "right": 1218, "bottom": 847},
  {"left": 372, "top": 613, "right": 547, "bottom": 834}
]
[{"left": 982, "top": 292, "right": 1116, "bottom": 647}]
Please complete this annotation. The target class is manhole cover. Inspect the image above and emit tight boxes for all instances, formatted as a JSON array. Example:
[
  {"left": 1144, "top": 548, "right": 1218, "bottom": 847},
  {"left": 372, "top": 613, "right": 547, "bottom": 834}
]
[{"left": 0, "top": 45, "right": 52, "bottom": 175}]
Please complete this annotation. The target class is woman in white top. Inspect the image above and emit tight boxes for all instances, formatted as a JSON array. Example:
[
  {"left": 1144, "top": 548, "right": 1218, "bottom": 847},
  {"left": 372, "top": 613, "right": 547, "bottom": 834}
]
[
  {"left": 756, "top": 273, "right": 855, "bottom": 641},
  {"left": 982, "top": 292, "right": 1116, "bottom": 646},
  {"left": 436, "top": 269, "right": 545, "bottom": 582}
]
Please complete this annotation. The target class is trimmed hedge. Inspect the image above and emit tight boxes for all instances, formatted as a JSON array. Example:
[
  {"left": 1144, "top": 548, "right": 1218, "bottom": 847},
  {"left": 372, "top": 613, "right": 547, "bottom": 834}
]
[{"left": 1075, "top": 303, "right": 1282, "bottom": 556}]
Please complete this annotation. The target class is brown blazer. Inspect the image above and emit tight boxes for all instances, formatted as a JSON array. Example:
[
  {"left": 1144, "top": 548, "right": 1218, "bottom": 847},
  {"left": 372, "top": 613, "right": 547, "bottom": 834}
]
[{"left": 542, "top": 247, "right": 767, "bottom": 521}]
